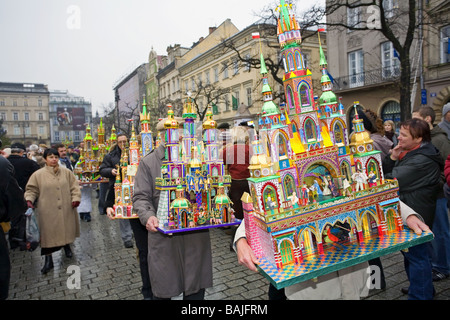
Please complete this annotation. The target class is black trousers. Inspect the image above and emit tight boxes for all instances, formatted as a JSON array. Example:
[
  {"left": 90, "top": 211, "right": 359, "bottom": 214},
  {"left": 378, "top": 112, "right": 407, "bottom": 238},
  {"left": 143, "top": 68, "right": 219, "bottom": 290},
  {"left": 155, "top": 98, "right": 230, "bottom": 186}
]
[
  {"left": 129, "top": 218, "right": 153, "bottom": 300},
  {"left": 0, "top": 228, "right": 10, "bottom": 300},
  {"left": 229, "top": 179, "right": 250, "bottom": 220}
]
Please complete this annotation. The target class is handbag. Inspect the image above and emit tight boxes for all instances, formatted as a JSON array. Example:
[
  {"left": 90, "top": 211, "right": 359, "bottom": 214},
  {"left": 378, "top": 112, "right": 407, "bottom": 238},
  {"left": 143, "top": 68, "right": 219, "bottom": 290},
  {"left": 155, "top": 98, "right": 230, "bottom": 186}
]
[{"left": 25, "top": 208, "right": 40, "bottom": 251}]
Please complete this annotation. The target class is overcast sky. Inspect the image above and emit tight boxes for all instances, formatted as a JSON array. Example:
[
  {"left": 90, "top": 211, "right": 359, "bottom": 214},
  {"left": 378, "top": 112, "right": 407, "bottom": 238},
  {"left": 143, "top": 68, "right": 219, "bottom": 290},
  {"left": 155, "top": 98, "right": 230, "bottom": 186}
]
[{"left": 0, "top": 0, "right": 323, "bottom": 115}]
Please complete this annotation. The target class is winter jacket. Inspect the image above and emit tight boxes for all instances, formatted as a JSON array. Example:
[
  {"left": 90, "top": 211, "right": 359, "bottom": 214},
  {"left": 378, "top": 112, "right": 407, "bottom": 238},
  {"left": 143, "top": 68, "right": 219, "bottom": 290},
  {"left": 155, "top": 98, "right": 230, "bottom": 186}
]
[
  {"left": 99, "top": 146, "right": 121, "bottom": 188},
  {"left": 7, "top": 154, "right": 40, "bottom": 191},
  {"left": 383, "top": 142, "right": 443, "bottom": 227},
  {"left": 370, "top": 133, "right": 393, "bottom": 160},
  {"left": 0, "top": 156, "right": 26, "bottom": 224},
  {"left": 430, "top": 125, "right": 450, "bottom": 198},
  {"left": 25, "top": 165, "right": 81, "bottom": 248}
]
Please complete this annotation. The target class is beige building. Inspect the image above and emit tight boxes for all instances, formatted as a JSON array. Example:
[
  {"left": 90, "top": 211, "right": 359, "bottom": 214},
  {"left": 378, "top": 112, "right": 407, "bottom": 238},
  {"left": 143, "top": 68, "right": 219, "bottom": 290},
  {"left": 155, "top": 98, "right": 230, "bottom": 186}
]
[
  {"left": 154, "top": 18, "right": 325, "bottom": 128},
  {"left": 0, "top": 82, "right": 50, "bottom": 146},
  {"left": 326, "top": 0, "right": 450, "bottom": 129},
  {"left": 423, "top": 0, "right": 450, "bottom": 119}
]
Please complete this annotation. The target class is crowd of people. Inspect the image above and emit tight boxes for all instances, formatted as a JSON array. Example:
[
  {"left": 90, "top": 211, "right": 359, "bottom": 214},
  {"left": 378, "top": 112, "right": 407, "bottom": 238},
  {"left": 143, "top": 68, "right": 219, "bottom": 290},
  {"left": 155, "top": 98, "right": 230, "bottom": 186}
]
[{"left": 1, "top": 103, "right": 450, "bottom": 301}]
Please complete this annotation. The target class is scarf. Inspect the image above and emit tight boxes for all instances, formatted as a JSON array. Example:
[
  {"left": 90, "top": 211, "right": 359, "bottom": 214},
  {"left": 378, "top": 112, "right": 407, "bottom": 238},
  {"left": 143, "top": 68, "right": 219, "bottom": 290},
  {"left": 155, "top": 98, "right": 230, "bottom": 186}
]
[{"left": 398, "top": 143, "right": 422, "bottom": 161}]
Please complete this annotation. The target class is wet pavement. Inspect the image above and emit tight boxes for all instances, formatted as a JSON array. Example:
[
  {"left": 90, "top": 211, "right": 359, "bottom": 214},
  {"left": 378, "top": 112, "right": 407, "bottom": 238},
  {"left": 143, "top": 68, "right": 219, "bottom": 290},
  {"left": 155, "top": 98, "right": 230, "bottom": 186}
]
[{"left": 6, "top": 196, "right": 450, "bottom": 301}]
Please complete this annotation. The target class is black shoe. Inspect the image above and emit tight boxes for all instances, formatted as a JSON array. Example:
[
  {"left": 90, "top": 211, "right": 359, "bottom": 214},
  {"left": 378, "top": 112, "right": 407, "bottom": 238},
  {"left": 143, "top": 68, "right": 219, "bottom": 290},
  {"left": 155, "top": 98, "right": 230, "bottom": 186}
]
[
  {"left": 124, "top": 240, "right": 134, "bottom": 248},
  {"left": 401, "top": 287, "right": 409, "bottom": 295},
  {"left": 41, "top": 255, "right": 54, "bottom": 274},
  {"left": 64, "top": 244, "right": 73, "bottom": 258},
  {"left": 84, "top": 213, "right": 91, "bottom": 222},
  {"left": 432, "top": 269, "right": 449, "bottom": 282}
]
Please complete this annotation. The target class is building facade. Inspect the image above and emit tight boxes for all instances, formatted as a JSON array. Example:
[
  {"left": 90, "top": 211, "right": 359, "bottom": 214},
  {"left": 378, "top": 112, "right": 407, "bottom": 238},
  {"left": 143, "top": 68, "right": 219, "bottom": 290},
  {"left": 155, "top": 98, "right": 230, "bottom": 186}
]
[
  {"left": 49, "top": 90, "right": 92, "bottom": 146},
  {"left": 155, "top": 44, "right": 189, "bottom": 129},
  {"left": 423, "top": 0, "right": 450, "bottom": 119},
  {"left": 113, "top": 63, "right": 149, "bottom": 135},
  {"left": 157, "top": 19, "right": 326, "bottom": 128},
  {"left": 145, "top": 48, "right": 170, "bottom": 133},
  {"left": 326, "top": 0, "right": 450, "bottom": 129},
  {"left": 0, "top": 82, "right": 50, "bottom": 146}
]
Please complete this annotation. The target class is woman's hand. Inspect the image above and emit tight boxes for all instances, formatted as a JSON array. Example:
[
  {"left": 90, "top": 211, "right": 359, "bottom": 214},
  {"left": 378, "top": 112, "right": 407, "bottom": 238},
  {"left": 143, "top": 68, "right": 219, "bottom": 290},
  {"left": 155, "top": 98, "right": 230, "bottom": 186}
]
[
  {"left": 27, "top": 200, "right": 34, "bottom": 209},
  {"left": 72, "top": 201, "right": 80, "bottom": 208}
]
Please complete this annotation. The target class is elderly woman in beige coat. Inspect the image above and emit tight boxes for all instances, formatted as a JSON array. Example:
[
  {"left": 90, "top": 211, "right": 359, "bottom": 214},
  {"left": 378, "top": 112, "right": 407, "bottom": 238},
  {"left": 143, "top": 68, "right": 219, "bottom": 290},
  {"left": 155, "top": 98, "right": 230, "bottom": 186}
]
[{"left": 25, "top": 148, "right": 81, "bottom": 274}]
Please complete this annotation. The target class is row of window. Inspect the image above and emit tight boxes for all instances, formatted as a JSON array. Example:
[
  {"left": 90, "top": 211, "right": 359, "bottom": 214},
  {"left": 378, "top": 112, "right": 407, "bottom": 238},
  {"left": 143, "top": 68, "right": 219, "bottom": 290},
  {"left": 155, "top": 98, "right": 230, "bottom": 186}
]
[
  {"left": 0, "top": 111, "right": 45, "bottom": 121},
  {"left": 0, "top": 98, "right": 44, "bottom": 107},
  {"left": 53, "top": 131, "right": 83, "bottom": 142},
  {"left": 10, "top": 125, "right": 46, "bottom": 136},
  {"left": 180, "top": 55, "right": 252, "bottom": 96}
]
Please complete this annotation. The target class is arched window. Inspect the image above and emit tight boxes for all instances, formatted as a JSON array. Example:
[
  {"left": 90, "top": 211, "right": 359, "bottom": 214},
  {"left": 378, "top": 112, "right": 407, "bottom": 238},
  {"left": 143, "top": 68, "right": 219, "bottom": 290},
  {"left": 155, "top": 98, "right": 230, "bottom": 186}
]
[
  {"left": 276, "top": 133, "right": 288, "bottom": 157},
  {"left": 286, "top": 86, "right": 295, "bottom": 110},
  {"left": 288, "top": 53, "right": 295, "bottom": 71},
  {"left": 295, "top": 51, "right": 303, "bottom": 70},
  {"left": 283, "top": 174, "right": 295, "bottom": 199},
  {"left": 298, "top": 83, "right": 311, "bottom": 107},
  {"left": 381, "top": 101, "right": 401, "bottom": 134},
  {"left": 263, "top": 186, "right": 278, "bottom": 211},
  {"left": 282, "top": 56, "right": 288, "bottom": 73},
  {"left": 304, "top": 118, "right": 316, "bottom": 141},
  {"left": 292, "top": 122, "right": 298, "bottom": 135},
  {"left": 333, "top": 121, "right": 344, "bottom": 144}
]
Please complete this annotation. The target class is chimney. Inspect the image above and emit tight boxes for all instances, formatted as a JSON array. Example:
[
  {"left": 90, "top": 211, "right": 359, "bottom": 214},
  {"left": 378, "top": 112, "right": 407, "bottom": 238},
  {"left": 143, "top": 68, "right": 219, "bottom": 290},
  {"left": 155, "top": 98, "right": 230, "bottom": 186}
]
[{"left": 209, "top": 27, "right": 216, "bottom": 34}]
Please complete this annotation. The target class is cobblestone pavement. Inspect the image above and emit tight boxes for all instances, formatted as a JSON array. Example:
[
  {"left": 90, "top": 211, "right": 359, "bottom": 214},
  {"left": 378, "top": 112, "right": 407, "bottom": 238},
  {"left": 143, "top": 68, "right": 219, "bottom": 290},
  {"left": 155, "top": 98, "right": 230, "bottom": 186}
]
[{"left": 6, "top": 197, "right": 450, "bottom": 301}]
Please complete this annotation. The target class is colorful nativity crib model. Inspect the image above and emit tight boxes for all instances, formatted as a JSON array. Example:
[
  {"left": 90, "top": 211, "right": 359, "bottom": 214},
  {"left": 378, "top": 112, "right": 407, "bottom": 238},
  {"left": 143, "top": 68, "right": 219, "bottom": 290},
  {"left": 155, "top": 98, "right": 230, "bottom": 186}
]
[
  {"left": 155, "top": 99, "right": 240, "bottom": 233},
  {"left": 111, "top": 97, "right": 153, "bottom": 219},
  {"left": 242, "top": 0, "right": 433, "bottom": 289}
]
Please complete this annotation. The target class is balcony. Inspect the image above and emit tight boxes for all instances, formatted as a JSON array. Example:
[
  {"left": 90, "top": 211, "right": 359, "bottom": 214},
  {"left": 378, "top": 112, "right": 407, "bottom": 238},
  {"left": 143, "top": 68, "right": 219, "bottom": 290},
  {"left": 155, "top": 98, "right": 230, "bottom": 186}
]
[{"left": 332, "top": 67, "right": 401, "bottom": 92}]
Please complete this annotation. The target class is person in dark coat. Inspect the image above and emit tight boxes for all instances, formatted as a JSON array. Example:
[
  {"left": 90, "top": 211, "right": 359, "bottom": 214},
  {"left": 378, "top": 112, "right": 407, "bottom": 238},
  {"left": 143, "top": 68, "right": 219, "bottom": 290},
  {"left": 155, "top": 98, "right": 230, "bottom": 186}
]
[
  {"left": 99, "top": 133, "right": 133, "bottom": 248},
  {"left": 413, "top": 107, "right": 450, "bottom": 282},
  {"left": 383, "top": 118, "right": 442, "bottom": 300},
  {"left": 105, "top": 176, "right": 153, "bottom": 300},
  {"left": 8, "top": 143, "right": 40, "bottom": 191},
  {"left": 133, "top": 118, "right": 213, "bottom": 300},
  {"left": 7, "top": 143, "right": 40, "bottom": 250},
  {"left": 0, "top": 153, "right": 27, "bottom": 299}
]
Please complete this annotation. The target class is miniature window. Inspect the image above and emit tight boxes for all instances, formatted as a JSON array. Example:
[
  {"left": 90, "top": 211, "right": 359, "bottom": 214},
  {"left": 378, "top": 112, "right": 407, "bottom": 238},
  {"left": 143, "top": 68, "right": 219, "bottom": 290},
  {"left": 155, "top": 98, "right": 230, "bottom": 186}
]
[
  {"left": 333, "top": 121, "right": 344, "bottom": 144},
  {"left": 298, "top": 84, "right": 311, "bottom": 107},
  {"left": 288, "top": 53, "right": 295, "bottom": 71},
  {"left": 304, "top": 118, "right": 316, "bottom": 142},
  {"left": 276, "top": 133, "right": 288, "bottom": 157},
  {"left": 283, "top": 175, "right": 295, "bottom": 199},
  {"left": 263, "top": 186, "right": 278, "bottom": 211},
  {"left": 286, "top": 86, "right": 295, "bottom": 110},
  {"left": 295, "top": 51, "right": 302, "bottom": 70}
]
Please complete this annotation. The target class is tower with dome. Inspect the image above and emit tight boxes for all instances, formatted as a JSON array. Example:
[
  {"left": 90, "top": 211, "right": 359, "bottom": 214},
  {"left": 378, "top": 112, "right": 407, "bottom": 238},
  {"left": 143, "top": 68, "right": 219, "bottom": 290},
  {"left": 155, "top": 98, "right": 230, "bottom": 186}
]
[{"left": 238, "top": 0, "right": 429, "bottom": 288}]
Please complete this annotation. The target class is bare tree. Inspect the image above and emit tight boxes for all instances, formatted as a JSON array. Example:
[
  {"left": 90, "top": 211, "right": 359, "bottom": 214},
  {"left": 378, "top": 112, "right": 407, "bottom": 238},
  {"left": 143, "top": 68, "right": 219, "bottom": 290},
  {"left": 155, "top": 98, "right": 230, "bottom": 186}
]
[
  {"left": 189, "top": 79, "right": 231, "bottom": 121},
  {"left": 97, "top": 102, "right": 117, "bottom": 138}
]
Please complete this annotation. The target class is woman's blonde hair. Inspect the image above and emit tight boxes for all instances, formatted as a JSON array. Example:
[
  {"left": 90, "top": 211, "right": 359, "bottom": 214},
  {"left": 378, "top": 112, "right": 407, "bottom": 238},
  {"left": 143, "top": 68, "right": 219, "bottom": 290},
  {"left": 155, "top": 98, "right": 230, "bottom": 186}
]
[{"left": 384, "top": 120, "right": 395, "bottom": 131}]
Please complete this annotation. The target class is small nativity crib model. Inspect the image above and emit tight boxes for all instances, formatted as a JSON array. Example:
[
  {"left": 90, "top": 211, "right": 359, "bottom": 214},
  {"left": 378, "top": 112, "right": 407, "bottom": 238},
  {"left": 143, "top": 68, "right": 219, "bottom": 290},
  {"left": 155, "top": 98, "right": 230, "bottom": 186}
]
[{"left": 154, "top": 100, "right": 241, "bottom": 233}]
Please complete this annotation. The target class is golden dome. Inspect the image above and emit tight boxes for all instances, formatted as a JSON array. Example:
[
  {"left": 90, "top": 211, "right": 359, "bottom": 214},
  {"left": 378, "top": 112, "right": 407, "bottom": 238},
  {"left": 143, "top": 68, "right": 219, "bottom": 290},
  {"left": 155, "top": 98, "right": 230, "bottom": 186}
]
[
  {"left": 350, "top": 130, "right": 373, "bottom": 145},
  {"left": 164, "top": 106, "right": 179, "bottom": 129},
  {"left": 202, "top": 107, "right": 216, "bottom": 130}
]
